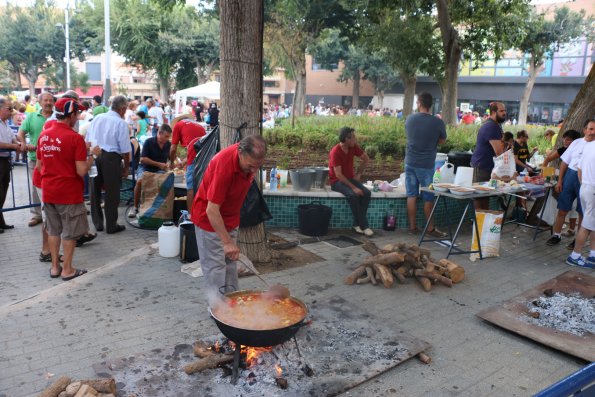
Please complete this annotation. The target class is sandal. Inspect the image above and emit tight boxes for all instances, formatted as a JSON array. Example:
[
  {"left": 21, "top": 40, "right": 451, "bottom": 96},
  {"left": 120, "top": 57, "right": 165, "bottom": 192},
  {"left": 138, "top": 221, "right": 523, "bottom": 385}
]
[
  {"left": 39, "top": 252, "right": 64, "bottom": 263},
  {"left": 76, "top": 233, "right": 97, "bottom": 247},
  {"left": 62, "top": 268, "right": 88, "bottom": 281},
  {"left": 50, "top": 267, "right": 62, "bottom": 278}
]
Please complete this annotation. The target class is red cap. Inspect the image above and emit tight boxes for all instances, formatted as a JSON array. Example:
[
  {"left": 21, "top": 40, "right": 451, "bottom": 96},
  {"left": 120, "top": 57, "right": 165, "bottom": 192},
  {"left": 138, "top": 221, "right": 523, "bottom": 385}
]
[{"left": 55, "top": 97, "right": 87, "bottom": 116}]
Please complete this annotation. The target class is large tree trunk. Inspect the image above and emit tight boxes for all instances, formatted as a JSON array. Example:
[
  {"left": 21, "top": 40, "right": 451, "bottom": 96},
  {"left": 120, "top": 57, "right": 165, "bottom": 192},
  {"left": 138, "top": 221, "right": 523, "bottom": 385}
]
[
  {"left": 377, "top": 90, "right": 384, "bottom": 110},
  {"left": 436, "top": 0, "right": 461, "bottom": 126},
  {"left": 220, "top": 0, "right": 271, "bottom": 262},
  {"left": 402, "top": 74, "right": 416, "bottom": 118},
  {"left": 518, "top": 55, "right": 540, "bottom": 126},
  {"left": 293, "top": 56, "right": 307, "bottom": 117},
  {"left": 352, "top": 72, "right": 360, "bottom": 109},
  {"left": 557, "top": 63, "right": 595, "bottom": 146},
  {"left": 158, "top": 75, "right": 169, "bottom": 105}
]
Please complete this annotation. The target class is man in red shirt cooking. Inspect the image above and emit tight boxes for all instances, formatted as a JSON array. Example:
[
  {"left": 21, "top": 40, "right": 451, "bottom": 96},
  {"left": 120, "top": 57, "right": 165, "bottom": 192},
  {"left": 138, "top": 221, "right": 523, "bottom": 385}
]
[
  {"left": 329, "top": 127, "right": 373, "bottom": 236},
  {"left": 192, "top": 134, "right": 267, "bottom": 301},
  {"left": 36, "top": 98, "right": 100, "bottom": 281}
]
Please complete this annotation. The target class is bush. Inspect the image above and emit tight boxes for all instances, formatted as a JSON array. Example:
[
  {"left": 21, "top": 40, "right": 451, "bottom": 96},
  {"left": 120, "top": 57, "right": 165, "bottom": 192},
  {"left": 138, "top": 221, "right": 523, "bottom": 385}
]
[{"left": 267, "top": 116, "right": 556, "bottom": 157}]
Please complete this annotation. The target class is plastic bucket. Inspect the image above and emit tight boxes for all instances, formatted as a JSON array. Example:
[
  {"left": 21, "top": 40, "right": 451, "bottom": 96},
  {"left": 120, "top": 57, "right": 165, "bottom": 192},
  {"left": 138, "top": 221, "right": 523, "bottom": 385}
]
[
  {"left": 158, "top": 221, "right": 180, "bottom": 258},
  {"left": 435, "top": 153, "right": 448, "bottom": 170},
  {"left": 179, "top": 222, "right": 199, "bottom": 262},
  {"left": 297, "top": 202, "right": 332, "bottom": 236}
]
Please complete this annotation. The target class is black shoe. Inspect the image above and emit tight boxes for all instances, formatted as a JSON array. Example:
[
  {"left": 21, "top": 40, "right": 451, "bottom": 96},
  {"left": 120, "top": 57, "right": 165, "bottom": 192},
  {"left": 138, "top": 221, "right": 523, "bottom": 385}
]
[
  {"left": 107, "top": 225, "right": 125, "bottom": 234},
  {"left": 0, "top": 228, "right": 4, "bottom": 234},
  {"left": 566, "top": 239, "right": 575, "bottom": 250},
  {"left": 0, "top": 224, "right": 14, "bottom": 230},
  {"left": 546, "top": 235, "right": 561, "bottom": 246}
]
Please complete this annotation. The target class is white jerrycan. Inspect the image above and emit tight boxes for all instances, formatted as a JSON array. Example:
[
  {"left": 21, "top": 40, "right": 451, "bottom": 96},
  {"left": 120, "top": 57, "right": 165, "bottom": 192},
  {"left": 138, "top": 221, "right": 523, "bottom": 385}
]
[{"left": 439, "top": 162, "right": 455, "bottom": 184}]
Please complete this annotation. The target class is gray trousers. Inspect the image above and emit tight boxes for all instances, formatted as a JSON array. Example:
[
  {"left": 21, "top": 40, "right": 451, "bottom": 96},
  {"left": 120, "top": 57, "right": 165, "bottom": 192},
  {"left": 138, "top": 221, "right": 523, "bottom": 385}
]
[
  {"left": 195, "top": 226, "right": 239, "bottom": 302},
  {"left": 28, "top": 160, "right": 42, "bottom": 219}
]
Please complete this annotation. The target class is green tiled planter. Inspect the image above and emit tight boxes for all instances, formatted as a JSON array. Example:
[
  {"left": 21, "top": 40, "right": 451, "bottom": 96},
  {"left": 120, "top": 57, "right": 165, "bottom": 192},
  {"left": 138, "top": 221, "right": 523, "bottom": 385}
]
[{"left": 263, "top": 188, "right": 498, "bottom": 230}]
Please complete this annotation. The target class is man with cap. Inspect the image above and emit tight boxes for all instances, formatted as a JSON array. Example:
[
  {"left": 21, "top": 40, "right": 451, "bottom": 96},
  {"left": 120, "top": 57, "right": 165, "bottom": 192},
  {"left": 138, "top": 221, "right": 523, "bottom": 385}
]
[{"left": 36, "top": 97, "right": 100, "bottom": 281}]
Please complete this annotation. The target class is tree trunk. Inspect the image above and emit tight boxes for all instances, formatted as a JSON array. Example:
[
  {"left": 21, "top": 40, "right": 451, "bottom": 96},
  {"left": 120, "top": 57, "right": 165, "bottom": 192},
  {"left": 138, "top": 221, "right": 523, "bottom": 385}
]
[
  {"left": 378, "top": 90, "right": 385, "bottom": 110},
  {"left": 27, "top": 76, "right": 36, "bottom": 97},
  {"left": 436, "top": 0, "right": 461, "bottom": 126},
  {"left": 557, "top": 63, "right": 595, "bottom": 146},
  {"left": 293, "top": 56, "right": 307, "bottom": 117},
  {"left": 352, "top": 72, "right": 360, "bottom": 109},
  {"left": 402, "top": 74, "right": 416, "bottom": 118},
  {"left": 220, "top": 0, "right": 271, "bottom": 262},
  {"left": 518, "top": 55, "right": 540, "bottom": 126},
  {"left": 158, "top": 75, "right": 169, "bottom": 105}
]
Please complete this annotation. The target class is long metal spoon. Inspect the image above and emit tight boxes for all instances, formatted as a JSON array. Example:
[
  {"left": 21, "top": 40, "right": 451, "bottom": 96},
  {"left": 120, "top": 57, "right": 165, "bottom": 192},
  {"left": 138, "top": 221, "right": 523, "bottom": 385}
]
[{"left": 238, "top": 254, "right": 290, "bottom": 299}]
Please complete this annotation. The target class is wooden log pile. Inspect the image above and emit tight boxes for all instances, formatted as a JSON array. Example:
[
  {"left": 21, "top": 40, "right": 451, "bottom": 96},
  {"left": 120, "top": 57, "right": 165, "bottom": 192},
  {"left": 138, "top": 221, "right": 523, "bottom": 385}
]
[
  {"left": 38, "top": 376, "right": 117, "bottom": 397},
  {"left": 344, "top": 242, "right": 465, "bottom": 292}
]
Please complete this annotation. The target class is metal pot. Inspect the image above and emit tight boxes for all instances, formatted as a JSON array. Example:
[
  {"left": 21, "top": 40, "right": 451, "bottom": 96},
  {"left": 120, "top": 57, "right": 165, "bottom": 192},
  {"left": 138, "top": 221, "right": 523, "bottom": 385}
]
[
  {"left": 312, "top": 167, "right": 329, "bottom": 188},
  {"left": 289, "top": 168, "right": 316, "bottom": 192},
  {"left": 209, "top": 289, "right": 309, "bottom": 347}
]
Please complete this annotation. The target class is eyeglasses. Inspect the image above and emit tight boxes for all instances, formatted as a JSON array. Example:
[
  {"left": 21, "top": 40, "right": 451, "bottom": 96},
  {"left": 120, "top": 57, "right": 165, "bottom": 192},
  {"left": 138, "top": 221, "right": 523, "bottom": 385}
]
[{"left": 1, "top": 106, "right": 13, "bottom": 111}]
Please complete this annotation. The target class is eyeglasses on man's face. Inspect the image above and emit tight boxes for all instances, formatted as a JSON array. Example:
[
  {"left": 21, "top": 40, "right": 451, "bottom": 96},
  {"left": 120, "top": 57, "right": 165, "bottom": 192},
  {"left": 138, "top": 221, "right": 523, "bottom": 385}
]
[{"left": 1, "top": 106, "right": 13, "bottom": 111}]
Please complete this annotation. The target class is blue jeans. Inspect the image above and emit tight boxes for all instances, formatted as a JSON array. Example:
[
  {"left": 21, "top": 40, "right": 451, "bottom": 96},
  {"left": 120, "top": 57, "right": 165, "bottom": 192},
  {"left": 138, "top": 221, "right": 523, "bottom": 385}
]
[
  {"left": 405, "top": 165, "right": 435, "bottom": 202},
  {"left": 558, "top": 168, "right": 582, "bottom": 215},
  {"left": 331, "top": 179, "right": 371, "bottom": 229}
]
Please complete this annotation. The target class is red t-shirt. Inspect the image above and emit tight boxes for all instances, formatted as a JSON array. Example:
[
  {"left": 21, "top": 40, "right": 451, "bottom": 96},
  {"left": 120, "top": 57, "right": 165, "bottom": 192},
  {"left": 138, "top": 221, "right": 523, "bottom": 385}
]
[
  {"left": 172, "top": 119, "right": 206, "bottom": 147},
  {"left": 186, "top": 136, "right": 200, "bottom": 166},
  {"left": 36, "top": 122, "right": 87, "bottom": 204},
  {"left": 191, "top": 143, "right": 253, "bottom": 232},
  {"left": 328, "top": 143, "right": 364, "bottom": 184}
]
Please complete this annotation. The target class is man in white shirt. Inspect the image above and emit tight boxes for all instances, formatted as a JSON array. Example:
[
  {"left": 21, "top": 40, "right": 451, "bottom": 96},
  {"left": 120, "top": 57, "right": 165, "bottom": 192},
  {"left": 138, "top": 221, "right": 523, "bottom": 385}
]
[
  {"left": 147, "top": 99, "right": 164, "bottom": 137},
  {"left": 546, "top": 119, "right": 595, "bottom": 247},
  {"left": 566, "top": 120, "right": 595, "bottom": 268}
]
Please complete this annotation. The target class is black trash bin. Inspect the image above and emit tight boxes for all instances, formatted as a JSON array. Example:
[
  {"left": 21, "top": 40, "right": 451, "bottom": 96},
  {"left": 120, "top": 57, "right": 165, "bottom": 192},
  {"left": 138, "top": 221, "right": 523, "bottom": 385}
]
[
  {"left": 297, "top": 201, "right": 332, "bottom": 236},
  {"left": 179, "top": 222, "right": 199, "bottom": 262},
  {"left": 448, "top": 151, "right": 473, "bottom": 173}
]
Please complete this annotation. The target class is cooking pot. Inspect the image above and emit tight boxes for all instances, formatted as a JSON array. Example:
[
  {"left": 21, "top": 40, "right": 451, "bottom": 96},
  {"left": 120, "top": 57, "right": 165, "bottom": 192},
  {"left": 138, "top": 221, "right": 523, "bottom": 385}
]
[{"left": 209, "top": 289, "right": 309, "bottom": 347}]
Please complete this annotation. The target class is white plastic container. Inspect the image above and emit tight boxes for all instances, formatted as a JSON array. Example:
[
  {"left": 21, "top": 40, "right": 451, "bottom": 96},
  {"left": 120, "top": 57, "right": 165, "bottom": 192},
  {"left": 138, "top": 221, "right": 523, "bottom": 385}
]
[
  {"left": 435, "top": 153, "right": 448, "bottom": 170},
  {"left": 158, "top": 221, "right": 180, "bottom": 258},
  {"left": 454, "top": 166, "right": 474, "bottom": 187},
  {"left": 439, "top": 162, "right": 455, "bottom": 183}
]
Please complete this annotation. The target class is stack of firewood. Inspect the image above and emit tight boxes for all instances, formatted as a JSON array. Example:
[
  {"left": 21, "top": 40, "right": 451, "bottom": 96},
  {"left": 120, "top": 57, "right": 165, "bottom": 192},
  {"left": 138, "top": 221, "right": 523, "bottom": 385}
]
[
  {"left": 38, "top": 377, "right": 117, "bottom": 397},
  {"left": 344, "top": 241, "right": 465, "bottom": 292}
]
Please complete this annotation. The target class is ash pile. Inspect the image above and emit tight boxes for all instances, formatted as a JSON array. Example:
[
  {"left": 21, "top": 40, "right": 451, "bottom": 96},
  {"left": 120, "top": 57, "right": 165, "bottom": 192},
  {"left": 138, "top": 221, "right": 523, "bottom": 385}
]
[{"left": 525, "top": 291, "right": 595, "bottom": 336}]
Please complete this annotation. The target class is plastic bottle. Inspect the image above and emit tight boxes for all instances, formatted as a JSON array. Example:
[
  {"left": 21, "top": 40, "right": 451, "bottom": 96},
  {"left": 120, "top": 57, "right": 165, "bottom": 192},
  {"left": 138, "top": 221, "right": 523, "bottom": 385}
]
[
  {"left": 89, "top": 164, "right": 98, "bottom": 178},
  {"left": 158, "top": 221, "right": 180, "bottom": 258},
  {"left": 270, "top": 166, "right": 278, "bottom": 191},
  {"left": 178, "top": 210, "right": 191, "bottom": 225},
  {"left": 432, "top": 168, "right": 441, "bottom": 184},
  {"left": 383, "top": 205, "right": 396, "bottom": 231}
]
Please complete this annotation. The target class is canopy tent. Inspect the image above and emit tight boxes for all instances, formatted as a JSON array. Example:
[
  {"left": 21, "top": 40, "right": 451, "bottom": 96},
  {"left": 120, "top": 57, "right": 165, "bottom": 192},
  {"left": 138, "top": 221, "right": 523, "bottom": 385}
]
[{"left": 174, "top": 81, "right": 220, "bottom": 116}]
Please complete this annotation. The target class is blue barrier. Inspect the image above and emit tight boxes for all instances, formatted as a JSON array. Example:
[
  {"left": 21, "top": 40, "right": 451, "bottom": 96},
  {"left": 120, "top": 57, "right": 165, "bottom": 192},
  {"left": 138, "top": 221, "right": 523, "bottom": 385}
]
[{"left": 534, "top": 362, "right": 595, "bottom": 397}]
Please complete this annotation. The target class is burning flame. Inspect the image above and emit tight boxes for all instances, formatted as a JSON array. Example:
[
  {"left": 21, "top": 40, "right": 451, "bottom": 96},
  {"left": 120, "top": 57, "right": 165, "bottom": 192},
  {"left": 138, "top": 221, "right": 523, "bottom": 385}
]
[
  {"left": 275, "top": 363, "right": 283, "bottom": 378},
  {"left": 241, "top": 346, "right": 272, "bottom": 368},
  {"left": 214, "top": 341, "right": 220, "bottom": 353}
]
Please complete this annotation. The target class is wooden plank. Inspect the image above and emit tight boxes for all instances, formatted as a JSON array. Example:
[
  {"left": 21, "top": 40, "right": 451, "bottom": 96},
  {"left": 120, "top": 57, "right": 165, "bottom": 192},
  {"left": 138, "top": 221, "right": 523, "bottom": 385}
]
[{"left": 477, "top": 270, "right": 595, "bottom": 361}]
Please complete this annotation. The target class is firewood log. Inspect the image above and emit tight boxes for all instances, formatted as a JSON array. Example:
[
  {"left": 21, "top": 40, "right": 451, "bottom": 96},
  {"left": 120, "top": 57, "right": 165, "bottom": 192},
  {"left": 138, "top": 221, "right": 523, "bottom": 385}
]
[
  {"left": 366, "top": 267, "right": 377, "bottom": 285},
  {"left": 361, "top": 241, "right": 380, "bottom": 256},
  {"left": 417, "top": 352, "right": 432, "bottom": 364},
  {"left": 184, "top": 354, "right": 234, "bottom": 374},
  {"left": 381, "top": 243, "right": 396, "bottom": 252},
  {"left": 73, "top": 384, "right": 98, "bottom": 397},
  {"left": 438, "top": 259, "right": 465, "bottom": 283},
  {"left": 65, "top": 382, "right": 81, "bottom": 397},
  {"left": 390, "top": 268, "right": 407, "bottom": 283},
  {"left": 413, "top": 270, "right": 453, "bottom": 287},
  {"left": 361, "top": 252, "right": 405, "bottom": 267},
  {"left": 193, "top": 341, "right": 215, "bottom": 358},
  {"left": 78, "top": 379, "right": 116, "bottom": 395},
  {"left": 372, "top": 263, "right": 394, "bottom": 288},
  {"left": 344, "top": 265, "right": 367, "bottom": 285},
  {"left": 415, "top": 276, "right": 432, "bottom": 291},
  {"left": 418, "top": 246, "right": 431, "bottom": 258},
  {"left": 39, "top": 376, "right": 71, "bottom": 397},
  {"left": 356, "top": 273, "right": 371, "bottom": 284}
]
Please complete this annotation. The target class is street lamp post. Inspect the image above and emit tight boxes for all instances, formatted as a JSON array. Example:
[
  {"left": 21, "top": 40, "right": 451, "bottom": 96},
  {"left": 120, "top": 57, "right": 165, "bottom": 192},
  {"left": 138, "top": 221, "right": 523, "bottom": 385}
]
[{"left": 56, "top": 1, "right": 71, "bottom": 90}]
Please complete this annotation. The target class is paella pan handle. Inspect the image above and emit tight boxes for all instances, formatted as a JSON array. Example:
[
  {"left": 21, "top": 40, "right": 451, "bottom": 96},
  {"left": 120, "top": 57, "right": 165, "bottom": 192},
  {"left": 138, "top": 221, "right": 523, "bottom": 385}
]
[{"left": 218, "top": 284, "right": 237, "bottom": 295}]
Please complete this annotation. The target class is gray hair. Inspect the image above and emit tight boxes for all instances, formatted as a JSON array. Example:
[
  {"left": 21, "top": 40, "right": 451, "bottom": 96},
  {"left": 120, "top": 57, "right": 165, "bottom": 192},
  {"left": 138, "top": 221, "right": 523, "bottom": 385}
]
[
  {"left": 111, "top": 95, "right": 128, "bottom": 112},
  {"left": 38, "top": 92, "right": 55, "bottom": 102},
  {"left": 238, "top": 134, "right": 267, "bottom": 160}
]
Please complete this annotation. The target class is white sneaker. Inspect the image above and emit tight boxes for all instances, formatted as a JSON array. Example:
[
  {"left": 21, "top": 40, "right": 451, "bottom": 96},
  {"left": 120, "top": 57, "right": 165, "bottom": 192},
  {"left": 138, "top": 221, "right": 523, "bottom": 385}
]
[
  {"left": 363, "top": 228, "right": 374, "bottom": 237},
  {"left": 353, "top": 226, "right": 364, "bottom": 234}
]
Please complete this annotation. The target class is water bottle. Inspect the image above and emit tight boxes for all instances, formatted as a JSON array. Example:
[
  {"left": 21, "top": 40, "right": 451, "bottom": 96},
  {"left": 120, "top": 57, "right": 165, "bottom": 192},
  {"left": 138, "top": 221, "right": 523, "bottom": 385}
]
[
  {"left": 270, "top": 166, "right": 277, "bottom": 191},
  {"left": 383, "top": 205, "right": 396, "bottom": 231},
  {"left": 178, "top": 210, "right": 191, "bottom": 225},
  {"left": 89, "top": 164, "right": 98, "bottom": 178},
  {"left": 432, "top": 168, "right": 441, "bottom": 184}
]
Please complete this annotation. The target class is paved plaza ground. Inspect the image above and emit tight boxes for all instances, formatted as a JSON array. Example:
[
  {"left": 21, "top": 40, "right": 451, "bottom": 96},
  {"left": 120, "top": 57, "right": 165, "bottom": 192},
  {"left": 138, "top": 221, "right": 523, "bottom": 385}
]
[{"left": 0, "top": 166, "right": 592, "bottom": 397}]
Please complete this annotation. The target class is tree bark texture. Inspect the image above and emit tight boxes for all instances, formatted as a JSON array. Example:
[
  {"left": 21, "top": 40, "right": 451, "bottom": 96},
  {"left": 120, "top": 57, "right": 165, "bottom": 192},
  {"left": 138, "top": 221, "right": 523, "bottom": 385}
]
[
  {"left": 352, "top": 72, "right": 360, "bottom": 109},
  {"left": 220, "top": 0, "right": 270, "bottom": 263},
  {"left": 220, "top": 0, "right": 263, "bottom": 148},
  {"left": 402, "top": 74, "right": 417, "bottom": 118},
  {"left": 293, "top": 57, "right": 307, "bottom": 117},
  {"left": 158, "top": 76, "right": 169, "bottom": 105},
  {"left": 436, "top": 0, "right": 461, "bottom": 126},
  {"left": 518, "top": 55, "right": 540, "bottom": 125},
  {"left": 557, "top": 63, "right": 595, "bottom": 146}
]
